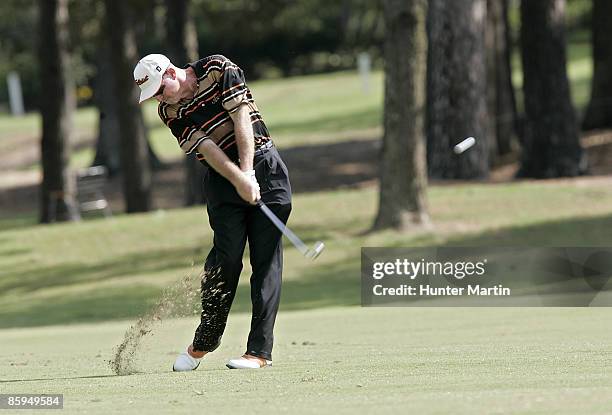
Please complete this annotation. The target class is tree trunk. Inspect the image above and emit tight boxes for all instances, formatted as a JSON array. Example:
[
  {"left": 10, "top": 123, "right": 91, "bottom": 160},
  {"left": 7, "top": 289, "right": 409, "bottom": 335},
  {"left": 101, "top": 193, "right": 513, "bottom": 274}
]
[
  {"left": 582, "top": 0, "right": 612, "bottom": 131},
  {"left": 373, "top": 0, "right": 429, "bottom": 230},
  {"left": 38, "top": 0, "right": 80, "bottom": 223},
  {"left": 104, "top": 0, "right": 152, "bottom": 212},
  {"left": 427, "top": 0, "right": 489, "bottom": 179},
  {"left": 92, "top": 35, "right": 121, "bottom": 176},
  {"left": 165, "top": 0, "right": 206, "bottom": 205},
  {"left": 93, "top": 33, "right": 160, "bottom": 176},
  {"left": 518, "top": 0, "right": 584, "bottom": 178},
  {"left": 486, "top": 0, "right": 517, "bottom": 159}
]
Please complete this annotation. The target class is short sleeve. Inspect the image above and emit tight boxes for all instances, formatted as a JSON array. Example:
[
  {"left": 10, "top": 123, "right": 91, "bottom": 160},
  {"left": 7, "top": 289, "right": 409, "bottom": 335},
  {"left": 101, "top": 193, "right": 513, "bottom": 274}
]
[
  {"left": 158, "top": 104, "right": 207, "bottom": 155},
  {"left": 220, "top": 60, "right": 248, "bottom": 113}
]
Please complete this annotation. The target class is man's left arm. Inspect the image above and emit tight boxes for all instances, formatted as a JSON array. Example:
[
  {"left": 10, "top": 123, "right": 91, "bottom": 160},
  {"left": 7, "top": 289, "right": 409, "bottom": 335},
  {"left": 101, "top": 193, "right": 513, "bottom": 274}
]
[{"left": 230, "top": 103, "right": 254, "bottom": 172}]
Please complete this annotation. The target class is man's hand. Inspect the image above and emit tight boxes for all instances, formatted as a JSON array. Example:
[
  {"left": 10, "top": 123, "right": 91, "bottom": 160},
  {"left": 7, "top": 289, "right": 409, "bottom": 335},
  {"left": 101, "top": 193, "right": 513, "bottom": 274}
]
[
  {"left": 235, "top": 170, "right": 260, "bottom": 204},
  {"left": 196, "top": 139, "right": 260, "bottom": 204}
]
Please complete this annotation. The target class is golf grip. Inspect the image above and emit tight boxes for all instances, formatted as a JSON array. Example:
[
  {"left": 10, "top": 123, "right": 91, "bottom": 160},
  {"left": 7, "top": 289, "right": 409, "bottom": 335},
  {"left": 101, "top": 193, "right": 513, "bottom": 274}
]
[{"left": 257, "top": 201, "right": 308, "bottom": 255}]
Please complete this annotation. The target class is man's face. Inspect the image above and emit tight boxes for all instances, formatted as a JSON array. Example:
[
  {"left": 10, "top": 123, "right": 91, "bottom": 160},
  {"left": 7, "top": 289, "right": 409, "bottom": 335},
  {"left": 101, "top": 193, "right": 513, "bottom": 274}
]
[{"left": 154, "top": 68, "right": 181, "bottom": 104}]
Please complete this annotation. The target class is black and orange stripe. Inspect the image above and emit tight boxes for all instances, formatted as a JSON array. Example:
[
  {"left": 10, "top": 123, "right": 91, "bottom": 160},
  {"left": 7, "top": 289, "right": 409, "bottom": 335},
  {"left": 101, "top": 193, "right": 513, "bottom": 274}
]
[{"left": 158, "top": 55, "right": 272, "bottom": 164}]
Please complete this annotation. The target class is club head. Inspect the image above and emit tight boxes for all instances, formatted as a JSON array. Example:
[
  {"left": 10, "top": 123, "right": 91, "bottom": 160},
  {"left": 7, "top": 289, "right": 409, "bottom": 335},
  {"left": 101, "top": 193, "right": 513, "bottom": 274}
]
[{"left": 305, "top": 241, "right": 325, "bottom": 260}]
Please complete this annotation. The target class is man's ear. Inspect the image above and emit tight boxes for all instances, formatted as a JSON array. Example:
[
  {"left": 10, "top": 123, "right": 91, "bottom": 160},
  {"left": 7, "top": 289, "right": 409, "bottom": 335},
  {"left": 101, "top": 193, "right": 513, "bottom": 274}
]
[{"left": 167, "top": 67, "right": 176, "bottom": 79}]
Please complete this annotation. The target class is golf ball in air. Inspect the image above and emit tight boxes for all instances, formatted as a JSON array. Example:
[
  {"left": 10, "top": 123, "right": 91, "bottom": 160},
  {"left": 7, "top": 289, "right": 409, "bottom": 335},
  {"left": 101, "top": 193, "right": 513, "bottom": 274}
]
[{"left": 454, "top": 137, "right": 476, "bottom": 154}]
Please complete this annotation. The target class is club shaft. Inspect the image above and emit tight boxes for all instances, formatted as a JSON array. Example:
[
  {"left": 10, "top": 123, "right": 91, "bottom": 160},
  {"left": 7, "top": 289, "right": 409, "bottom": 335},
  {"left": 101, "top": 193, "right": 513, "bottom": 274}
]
[{"left": 258, "top": 202, "right": 308, "bottom": 255}]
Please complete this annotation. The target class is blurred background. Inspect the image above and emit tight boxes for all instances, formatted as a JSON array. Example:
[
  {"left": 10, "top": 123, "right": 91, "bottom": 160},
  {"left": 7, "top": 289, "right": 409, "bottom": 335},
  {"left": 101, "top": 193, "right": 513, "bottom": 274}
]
[{"left": 1, "top": 0, "right": 612, "bottom": 326}]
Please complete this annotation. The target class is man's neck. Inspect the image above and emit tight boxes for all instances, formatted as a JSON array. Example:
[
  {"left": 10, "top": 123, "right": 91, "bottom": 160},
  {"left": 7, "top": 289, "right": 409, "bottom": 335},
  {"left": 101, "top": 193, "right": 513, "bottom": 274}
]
[{"left": 179, "top": 67, "right": 198, "bottom": 101}]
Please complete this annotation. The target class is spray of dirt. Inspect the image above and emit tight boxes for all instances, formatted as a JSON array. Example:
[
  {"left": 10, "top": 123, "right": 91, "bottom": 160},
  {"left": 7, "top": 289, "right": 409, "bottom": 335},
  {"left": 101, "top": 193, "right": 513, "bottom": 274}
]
[{"left": 110, "top": 268, "right": 203, "bottom": 375}]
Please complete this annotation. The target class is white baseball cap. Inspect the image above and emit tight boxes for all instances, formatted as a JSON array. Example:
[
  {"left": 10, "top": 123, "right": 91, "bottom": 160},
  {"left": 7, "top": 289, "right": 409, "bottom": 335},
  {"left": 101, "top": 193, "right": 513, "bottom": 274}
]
[{"left": 133, "top": 54, "right": 171, "bottom": 103}]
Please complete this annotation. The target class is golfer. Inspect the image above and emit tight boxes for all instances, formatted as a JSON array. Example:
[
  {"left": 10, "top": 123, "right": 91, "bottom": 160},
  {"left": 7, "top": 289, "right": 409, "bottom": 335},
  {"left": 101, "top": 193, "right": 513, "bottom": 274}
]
[{"left": 134, "top": 54, "right": 292, "bottom": 370}]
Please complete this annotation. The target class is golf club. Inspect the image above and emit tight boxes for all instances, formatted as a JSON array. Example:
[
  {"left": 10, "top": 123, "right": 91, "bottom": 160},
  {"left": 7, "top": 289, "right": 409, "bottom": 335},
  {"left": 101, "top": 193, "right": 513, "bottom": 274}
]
[{"left": 257, "top": 201, "right": 325, "bottom": 260}]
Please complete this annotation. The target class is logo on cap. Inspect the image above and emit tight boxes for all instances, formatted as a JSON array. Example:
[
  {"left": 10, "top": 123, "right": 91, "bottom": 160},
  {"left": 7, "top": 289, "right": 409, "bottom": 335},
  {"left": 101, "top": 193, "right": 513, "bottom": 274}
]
[
  {"left": 156, "top": 66, "right": 162, "bottom": 72},
  {"left": 135, "top": 75, "right": 149, "bottom": 86}
]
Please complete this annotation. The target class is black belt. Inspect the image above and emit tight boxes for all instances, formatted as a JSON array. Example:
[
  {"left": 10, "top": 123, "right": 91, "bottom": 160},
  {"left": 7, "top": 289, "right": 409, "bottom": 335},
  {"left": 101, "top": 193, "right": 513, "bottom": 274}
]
[{"left": 254, "top": 141, "right": 274, "bottom": 156}]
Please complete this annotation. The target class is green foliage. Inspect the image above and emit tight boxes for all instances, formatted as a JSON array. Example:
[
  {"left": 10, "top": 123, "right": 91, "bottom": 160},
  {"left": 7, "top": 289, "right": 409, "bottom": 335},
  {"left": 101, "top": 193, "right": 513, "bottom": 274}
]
[
  {"left": 0, "top": 0, "right": 102, "bottom": 110},
  {"left": 172, "top": 0, "right": 384, "bottom": 77},
  {"left": 0, "top": 0, "right": 384, "bottom": 110},
  {"left": 0, "top": 0, "right": 597, "bottom": 113},
  {"left": 0, "top": 1, "right": 38, "bottom": 110},
  {"left": 566, "top": 0, "right": 592, "bottom": 30},
  {"left": 67, "top": 0, "right": 104, "bottom": 87}
]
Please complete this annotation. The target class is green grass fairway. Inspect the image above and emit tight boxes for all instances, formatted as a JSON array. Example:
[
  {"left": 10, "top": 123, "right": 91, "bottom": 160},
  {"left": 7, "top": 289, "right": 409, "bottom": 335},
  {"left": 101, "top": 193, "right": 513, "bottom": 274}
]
[
  {"left": 3, "top": 180, "right": 612, "bottom": 328},
  {"left": 2, "top": 179, "right": 612, "bottom": 413},
  {"left": 2, "top": 307, "right": 612, "bottom": 414}
]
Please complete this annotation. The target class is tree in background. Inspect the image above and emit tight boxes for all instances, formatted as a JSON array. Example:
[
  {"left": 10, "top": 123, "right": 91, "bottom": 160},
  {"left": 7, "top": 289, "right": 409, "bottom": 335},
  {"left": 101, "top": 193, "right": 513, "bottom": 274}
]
[
  {"left": 486, "top": 0, "right": 517, "bottom": 160},
  {"left": 64, "top": 0, "right": 120, "bottom": 174},
  {"left": 84, "top": 0, "right": 162, "bottom": 176},
  {"left": 0, "top": 1, "right": 39, "bottom": 111},
  {"left": 38, "top": 0, "right": 80, "bottom": 223},
  {"left": 582, "top": 0, "right": 612, "bottom": 131},
  {"left": 427, "top": 0, "right": 489, "bottom": 179},
  {"left": 92, "top": 34, "right": 121, "bottom": 176},
  {"left": 518, "top": 0, "right": 584, "bottom": 178},
  {"left": 164, "top": 0, "right": 207, "bottom": 206},
  {"left": 105, "top": 0, "right": 152, "bottom": 212},
  {"left": 373, "top": 0, "right": 429, "bottom": 230}
]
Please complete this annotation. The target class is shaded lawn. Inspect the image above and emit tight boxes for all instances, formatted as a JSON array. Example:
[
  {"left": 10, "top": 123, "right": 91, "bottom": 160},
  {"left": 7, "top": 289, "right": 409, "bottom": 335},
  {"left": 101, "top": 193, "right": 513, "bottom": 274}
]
[{"left": 2, "top": 178, "right": 612, "bottom": 328}]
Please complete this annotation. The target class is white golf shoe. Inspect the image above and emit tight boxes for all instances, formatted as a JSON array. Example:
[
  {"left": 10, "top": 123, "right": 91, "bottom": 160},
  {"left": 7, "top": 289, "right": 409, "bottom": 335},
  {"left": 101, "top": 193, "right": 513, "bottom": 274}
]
[
  {"left": 226, "top": 355, "right": 272, "bottom": 369},
  {"left": 172, "top": 346, "right": 202, "bottom": 372}
]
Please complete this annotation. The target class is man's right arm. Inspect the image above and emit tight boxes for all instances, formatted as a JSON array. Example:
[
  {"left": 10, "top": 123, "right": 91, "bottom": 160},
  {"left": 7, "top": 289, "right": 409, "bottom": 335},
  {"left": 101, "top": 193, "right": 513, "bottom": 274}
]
[
  {"left": 159, "top": 105, "right": 260, "bottom": 204},
  {"left": 197, "top": 139, "right": 260, "bottom": 204}
]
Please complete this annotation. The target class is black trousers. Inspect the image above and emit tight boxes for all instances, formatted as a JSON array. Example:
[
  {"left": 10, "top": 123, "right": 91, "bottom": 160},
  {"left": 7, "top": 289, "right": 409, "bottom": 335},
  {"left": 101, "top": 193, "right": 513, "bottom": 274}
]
[{"left": 192, "top": 145, "right": 291, "bottom": 361}]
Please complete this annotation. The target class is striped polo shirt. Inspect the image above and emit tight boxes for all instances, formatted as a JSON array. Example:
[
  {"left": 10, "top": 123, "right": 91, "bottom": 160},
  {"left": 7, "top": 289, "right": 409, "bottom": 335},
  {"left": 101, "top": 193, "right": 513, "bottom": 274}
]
[{"left": 158, "top": 55, "right": 272, "bottom": 165}]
